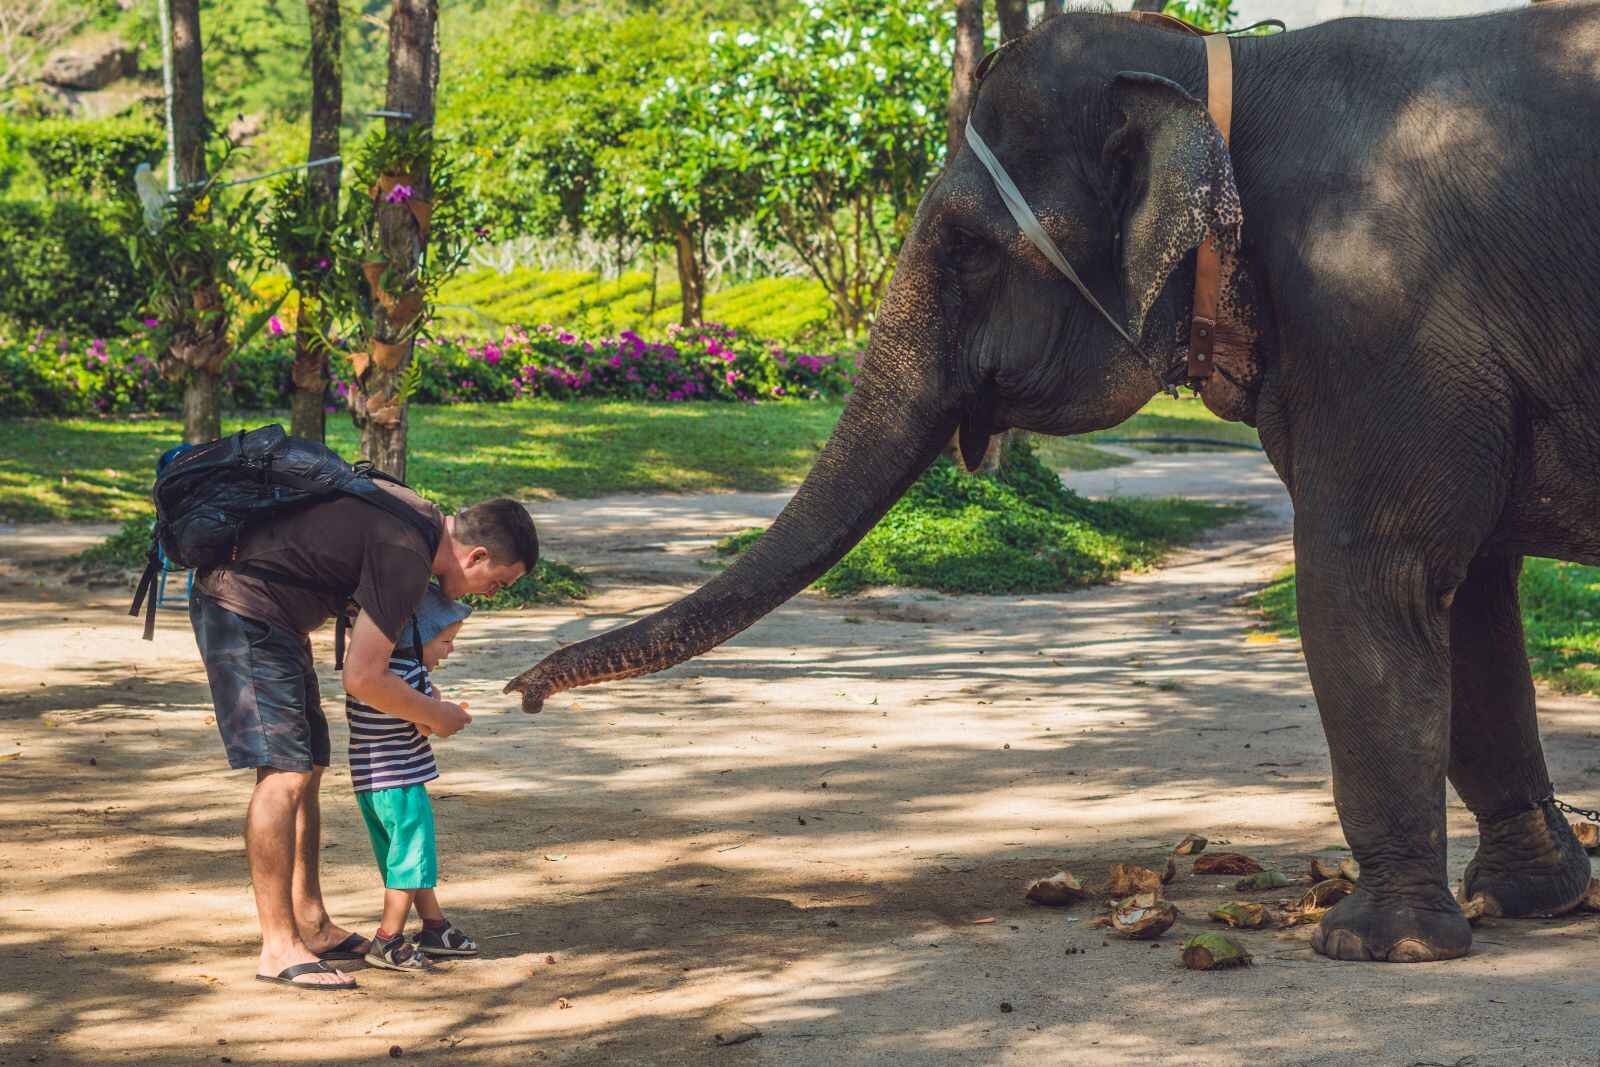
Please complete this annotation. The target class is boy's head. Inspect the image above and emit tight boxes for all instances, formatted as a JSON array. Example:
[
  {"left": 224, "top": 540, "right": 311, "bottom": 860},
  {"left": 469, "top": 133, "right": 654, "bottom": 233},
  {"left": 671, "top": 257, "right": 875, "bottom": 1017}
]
[
  {"left": 438, "top": 498, "right": 539, "bottom": 599},
  {"left": 413, "top": 583, "right": 472, "bottom": 669}
]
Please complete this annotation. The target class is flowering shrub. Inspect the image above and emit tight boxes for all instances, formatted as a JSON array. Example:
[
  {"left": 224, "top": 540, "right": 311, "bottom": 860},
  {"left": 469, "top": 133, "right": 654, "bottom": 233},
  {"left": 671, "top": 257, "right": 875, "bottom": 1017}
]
[{"left": 0, "top": 321, "right": 858, "bottom": 417}]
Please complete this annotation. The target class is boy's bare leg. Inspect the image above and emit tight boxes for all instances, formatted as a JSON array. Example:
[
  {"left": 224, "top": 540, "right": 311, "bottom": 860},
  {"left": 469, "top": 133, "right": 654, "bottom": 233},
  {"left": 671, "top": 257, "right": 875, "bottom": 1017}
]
[
  {"left": 379, "top": 888, "right": 418, "bottom": 938},
  {"left": 249, "top": 768, "right": 349, "bottom": 985},
  {"left": 290, "top": 766, "right": 364, "bottom": 954},
  {"left": 414, "top": 888, "right": 444, "bottom": 924}
]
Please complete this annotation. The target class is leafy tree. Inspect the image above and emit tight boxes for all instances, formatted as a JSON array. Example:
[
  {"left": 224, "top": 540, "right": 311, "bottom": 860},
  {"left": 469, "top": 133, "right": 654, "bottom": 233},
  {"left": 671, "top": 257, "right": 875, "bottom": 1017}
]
[{"left": 691, "top": 0, "right": 951, "bottom": 336}]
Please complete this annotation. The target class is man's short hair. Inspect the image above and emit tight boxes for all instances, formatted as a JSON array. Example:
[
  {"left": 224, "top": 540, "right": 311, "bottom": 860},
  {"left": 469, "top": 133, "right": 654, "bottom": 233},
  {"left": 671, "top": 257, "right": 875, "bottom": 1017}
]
[{"left": 453, "top": 498, "right": 539, "bottom": 574}]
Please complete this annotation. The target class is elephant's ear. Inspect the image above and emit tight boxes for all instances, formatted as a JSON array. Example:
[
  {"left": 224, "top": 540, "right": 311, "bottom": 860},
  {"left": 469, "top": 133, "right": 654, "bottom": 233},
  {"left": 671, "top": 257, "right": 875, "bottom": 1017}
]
[{"left": 1104, "top": 71, "right": 1242, "bottom": 339}]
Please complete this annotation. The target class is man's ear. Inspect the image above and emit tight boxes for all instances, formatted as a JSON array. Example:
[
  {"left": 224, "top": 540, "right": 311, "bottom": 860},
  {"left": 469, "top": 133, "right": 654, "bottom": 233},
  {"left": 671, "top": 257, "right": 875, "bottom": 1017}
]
[
  {"left": 465, "top": 546, "right": 490, "bottom": 569},
  {"left": 1103, "top": 71, "right": 1241, "bottom": 339}
]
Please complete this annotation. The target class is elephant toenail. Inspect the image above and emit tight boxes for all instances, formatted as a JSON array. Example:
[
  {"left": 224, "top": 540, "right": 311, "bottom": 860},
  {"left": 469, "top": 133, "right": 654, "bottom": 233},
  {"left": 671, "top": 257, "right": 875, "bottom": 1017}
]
[{"left": 1387, "top": 939, "right": 1437, "bottom": 963}]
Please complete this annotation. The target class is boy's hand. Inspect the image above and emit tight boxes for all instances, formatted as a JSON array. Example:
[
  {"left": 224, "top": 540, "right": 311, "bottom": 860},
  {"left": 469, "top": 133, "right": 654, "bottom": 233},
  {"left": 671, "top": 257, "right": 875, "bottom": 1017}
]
[
  {"left": 417, "top": 723, "right": 433, "bottom": 737},
  {"left": 432, "top": 700, "right": 472, "bottom": 738}
]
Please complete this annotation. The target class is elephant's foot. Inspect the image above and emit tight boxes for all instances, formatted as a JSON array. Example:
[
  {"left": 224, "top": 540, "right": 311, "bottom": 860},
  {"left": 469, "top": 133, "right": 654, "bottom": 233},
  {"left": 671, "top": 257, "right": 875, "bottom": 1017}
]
[
  {"left": 1461, "top": 801, "right": 1591, "bottom": 918},
  {"left": 1311, "top": 887, "right": 1472, "bottom": 963}
]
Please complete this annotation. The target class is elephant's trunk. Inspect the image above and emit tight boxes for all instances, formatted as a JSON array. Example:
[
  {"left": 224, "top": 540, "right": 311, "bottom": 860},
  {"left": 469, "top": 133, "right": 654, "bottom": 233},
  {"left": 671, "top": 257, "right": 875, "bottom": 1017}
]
[{"left": 504, "top": 338, "right": 958, "bottom": 713}]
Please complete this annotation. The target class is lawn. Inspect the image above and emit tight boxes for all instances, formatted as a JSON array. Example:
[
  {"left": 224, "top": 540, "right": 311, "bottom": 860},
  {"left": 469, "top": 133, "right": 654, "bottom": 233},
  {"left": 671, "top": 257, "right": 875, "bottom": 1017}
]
[
  {"left": 0, "top": 401, "right": 847, "bottom": 522},
  {"left": 1251, "top": 561, "right": 1600, "bottom": 697},
  {"left": 1031, "top": 393, "right": 1261, "bottom": 471}
]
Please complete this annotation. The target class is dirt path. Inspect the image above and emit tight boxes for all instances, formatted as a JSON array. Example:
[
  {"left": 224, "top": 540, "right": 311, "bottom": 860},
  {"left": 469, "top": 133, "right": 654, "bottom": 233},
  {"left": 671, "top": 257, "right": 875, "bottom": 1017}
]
[{"left": 3, "top": 455, "right": 1598, "bottom": 1066}]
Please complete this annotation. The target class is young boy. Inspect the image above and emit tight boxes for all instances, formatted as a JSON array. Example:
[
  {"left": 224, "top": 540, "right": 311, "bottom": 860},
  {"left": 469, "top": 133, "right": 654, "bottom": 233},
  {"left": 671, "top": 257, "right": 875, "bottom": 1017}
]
[{"left": 348, "top": 584, "right": 481, "bottom": 971}]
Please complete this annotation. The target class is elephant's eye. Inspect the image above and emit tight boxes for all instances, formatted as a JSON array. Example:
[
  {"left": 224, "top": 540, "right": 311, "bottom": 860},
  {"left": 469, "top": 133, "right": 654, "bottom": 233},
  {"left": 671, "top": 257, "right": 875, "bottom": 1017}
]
[{"left": 945, "top": 226, "right": 994, "bottom": 273}]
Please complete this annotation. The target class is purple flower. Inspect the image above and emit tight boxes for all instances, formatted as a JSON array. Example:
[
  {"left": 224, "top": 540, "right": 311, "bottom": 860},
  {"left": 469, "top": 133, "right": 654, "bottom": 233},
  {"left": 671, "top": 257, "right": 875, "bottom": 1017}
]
[
  {"left": 142, "top": 318, "right": 160, "bottom": 328},
  {"left": 317, "top": 257, "right": 331, "bottom": 270},
  {"left": 384, "top": 184, "right": 415, "bottom": 204},
  {"left": 268, "top": 316, "right": 285, "bottom": 337}
]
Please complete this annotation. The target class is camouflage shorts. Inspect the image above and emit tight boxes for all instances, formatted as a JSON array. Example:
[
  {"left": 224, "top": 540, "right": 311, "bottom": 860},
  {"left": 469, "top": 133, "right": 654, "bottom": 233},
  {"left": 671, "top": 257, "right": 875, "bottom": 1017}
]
[{"left": 190, "top": 594, "right": 329, "bottom": 771}]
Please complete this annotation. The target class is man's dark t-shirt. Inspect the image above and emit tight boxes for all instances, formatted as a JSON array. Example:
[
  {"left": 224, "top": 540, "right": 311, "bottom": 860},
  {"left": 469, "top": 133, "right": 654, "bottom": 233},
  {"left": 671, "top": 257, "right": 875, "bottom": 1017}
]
[{"left": 196, "top": 481, "right": 442, "bottom": 643}]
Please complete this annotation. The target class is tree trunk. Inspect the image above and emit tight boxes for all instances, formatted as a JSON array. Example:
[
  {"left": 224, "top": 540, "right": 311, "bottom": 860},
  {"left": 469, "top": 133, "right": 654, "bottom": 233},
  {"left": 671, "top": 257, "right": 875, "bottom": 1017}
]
[
  {"left": 1041, "top": 0, "right": 1062, "bottom": 15},
  {"left": 291, "top": 0, "right": 342, "bottom": 442},
  {"left": 353, "top": 0, "right": 438, "bottom": 479},
  {"left": 947, "top": 0, "right": 983, "bottom": 156},
  {"left": 996, "top": 0, "right": 1028, "bottom": 42},
  {"left": 168, "top": 0, "right": 224, "bottom": 444},
  {"left": 673, "top": 225, "right": 705, "bottom": 327}
]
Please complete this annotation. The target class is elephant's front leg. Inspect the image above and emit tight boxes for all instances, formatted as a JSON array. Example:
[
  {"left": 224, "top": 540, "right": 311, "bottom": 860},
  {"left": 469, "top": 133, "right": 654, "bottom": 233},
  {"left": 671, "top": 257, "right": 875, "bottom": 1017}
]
[
  {"left": 1449, "top": 554, "right": 1590, "bottom": 917},
  {"left": 1296, "top": 542, "right": 1472, "bottom": 962}
]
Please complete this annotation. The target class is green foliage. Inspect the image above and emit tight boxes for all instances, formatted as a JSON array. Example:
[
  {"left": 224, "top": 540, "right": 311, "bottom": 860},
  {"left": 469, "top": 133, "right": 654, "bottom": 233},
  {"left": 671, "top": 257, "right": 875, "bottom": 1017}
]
[
  {"left": 462, "top": 559, "right": 589, "bottom": 609},
  {"left": 0, "top": 199, "right": 142, "bottom": 334},
  {"left": 718, "top": 438, "right": 1240, "bottom": 595},
  {"left": 73, "top": 516, "right": 153, "bottom": 569},
  {"left": 648, "top": 0, "right": 951, "bottom": 334},
  {"left": 1161, "top": 0, "right": 1238, "bottom": 32},
  {"left": 1251, "top": 559, "right": 1600, "bottom": 697},
  {"left": 440, "top": 12, "right": 702, "bottom": 238},
  {"left": 11, "top": 116, "right": 163, "bottom": 198},
  {"left": 0, "top": 399, "right": 847, "bottom": 521}
]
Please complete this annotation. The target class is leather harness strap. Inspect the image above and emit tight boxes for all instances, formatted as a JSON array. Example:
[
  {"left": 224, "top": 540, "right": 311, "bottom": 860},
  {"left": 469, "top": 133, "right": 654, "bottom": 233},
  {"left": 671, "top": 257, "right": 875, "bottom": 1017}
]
[{"left": 1188, "top": 32, "right": 1233, "bottom": 383}]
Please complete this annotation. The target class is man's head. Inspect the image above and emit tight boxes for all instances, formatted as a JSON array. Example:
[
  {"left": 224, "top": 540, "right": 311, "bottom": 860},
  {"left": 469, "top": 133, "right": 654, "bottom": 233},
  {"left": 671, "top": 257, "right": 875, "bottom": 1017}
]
[{"left": 435, "top": 498, "right": 539, "bottom": 599}]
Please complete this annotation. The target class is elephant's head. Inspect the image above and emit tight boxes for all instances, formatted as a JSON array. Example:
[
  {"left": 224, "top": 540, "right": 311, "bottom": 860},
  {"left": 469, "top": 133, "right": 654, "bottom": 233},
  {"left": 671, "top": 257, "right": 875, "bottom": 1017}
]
[{"left": 506, "top": 14, "right": 1242, "bottom": 711}]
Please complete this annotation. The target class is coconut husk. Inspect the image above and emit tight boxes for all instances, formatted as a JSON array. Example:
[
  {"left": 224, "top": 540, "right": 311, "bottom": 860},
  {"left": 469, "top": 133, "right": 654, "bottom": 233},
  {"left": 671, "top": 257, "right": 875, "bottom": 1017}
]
[
  {"left": 1173, "top": 834, "right": 1208, "bottom": 856},
  {"left": 1024, "top": 871, "right": 1087, "bottom": 907},
  {"left": 1572, "top": 821, "right": 1600, "bottom": 854},
  {"left": 1194, "top": 852, "right": 1263, "bottom": 876},
  {"left": 1459, "top": 895, "right": 1491, "bottom": 924},
  {"left": 1234, "top": 870, "right": 1291, "bottom": 892},
  {"left": 1107, "top": 863, "right": 1164, "bottom": 898},
  {"left": 1209, "top": 902, "right": 1271, "bottom": 930},
  {"left": 1300, "top": 878, "right": 1356, "bottom": 910},
  {"left": 1110, "top": 893, "right": 1178, "bottom": 940},
  {"left": 1181, "top": 933, "right": 1252, "bottom": 970},
  {"left": 1576, "top": 878, "right": 1600, "bottom": 913}
]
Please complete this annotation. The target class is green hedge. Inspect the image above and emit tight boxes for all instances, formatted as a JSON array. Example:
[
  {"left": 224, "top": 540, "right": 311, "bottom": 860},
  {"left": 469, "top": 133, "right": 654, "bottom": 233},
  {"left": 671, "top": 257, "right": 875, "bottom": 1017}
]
[
  {"left": 0, "top": 199, "right": 142, "bottom": 335},
  {"left": 10, "top": 117, "right": 164, "bottom": 198}
]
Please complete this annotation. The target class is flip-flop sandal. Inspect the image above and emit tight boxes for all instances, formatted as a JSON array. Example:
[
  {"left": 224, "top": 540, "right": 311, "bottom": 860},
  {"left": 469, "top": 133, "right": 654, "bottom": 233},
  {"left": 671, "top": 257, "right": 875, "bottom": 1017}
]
[
  {"left": 316, "top": 933, "right": 370, "bottom": 961},
  {"left": 255, "top": 960, "right": 357, "bottom": 991}
]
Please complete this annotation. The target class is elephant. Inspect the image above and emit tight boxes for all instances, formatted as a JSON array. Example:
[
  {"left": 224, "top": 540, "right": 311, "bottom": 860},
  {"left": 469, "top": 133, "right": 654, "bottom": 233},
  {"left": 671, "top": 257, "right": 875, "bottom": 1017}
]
[{"left": 508, "top": 3, "right": 1600, "bottom": 963}]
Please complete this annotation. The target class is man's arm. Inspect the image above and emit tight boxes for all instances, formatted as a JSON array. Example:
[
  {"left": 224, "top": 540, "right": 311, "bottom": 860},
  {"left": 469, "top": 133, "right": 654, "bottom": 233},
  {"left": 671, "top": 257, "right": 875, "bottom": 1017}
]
[{"left": 342, "top": 612, "right": 471, "bottom": 737}]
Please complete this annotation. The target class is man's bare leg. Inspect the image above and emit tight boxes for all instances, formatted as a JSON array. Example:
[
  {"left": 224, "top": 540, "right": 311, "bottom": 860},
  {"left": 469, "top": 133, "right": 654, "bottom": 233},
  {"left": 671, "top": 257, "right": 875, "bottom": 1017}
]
[
  {"left": 290, "top": 766, "right": 365, "bottom": 955},
  {"left": 250, "top": 768, "right": 349, "bottom": 985}
]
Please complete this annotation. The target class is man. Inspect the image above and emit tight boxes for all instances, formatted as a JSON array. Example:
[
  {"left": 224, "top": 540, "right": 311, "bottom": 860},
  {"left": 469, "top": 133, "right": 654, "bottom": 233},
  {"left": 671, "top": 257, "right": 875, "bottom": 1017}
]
[{"left": 189, "top": 486, "right": 537, "bottom": 990}]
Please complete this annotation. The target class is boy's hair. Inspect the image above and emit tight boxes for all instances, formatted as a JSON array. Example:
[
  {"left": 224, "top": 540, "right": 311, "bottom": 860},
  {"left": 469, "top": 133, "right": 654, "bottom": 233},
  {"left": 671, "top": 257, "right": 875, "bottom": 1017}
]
[{"left": 452, "top": 498, "right": 539, "bottom": 573}]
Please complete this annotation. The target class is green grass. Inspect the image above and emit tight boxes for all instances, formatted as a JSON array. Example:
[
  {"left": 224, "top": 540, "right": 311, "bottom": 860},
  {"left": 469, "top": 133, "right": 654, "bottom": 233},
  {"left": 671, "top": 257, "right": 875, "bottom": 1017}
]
[
  {"left": 0, "top": 401, "right": 846, "bottom": 522},
  {"left": 1250, "top": 560, "right": 1600, "bottom": 696},
  {"left": 716, "top": 439, "right": 1244, "bottom": 596},
  {"left": 1081, "top": 393, "right": 1261, "bottom": 452},
  {"left": 1030, "top": 436, "right": 1134, "bottom": 472}
]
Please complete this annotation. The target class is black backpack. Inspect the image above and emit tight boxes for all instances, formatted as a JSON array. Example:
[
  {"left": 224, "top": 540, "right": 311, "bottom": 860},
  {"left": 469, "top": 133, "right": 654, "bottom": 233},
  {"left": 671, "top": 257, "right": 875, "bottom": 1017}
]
[{"left": 130, "top": 424, "right": 439, "bottom": 666}]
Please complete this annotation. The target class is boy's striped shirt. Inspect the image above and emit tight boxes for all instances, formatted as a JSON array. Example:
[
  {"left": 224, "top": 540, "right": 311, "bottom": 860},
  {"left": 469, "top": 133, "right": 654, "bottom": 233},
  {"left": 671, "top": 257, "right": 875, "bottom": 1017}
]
[{"left": 346, "top": 656, "right": 439, "bottom": 793}]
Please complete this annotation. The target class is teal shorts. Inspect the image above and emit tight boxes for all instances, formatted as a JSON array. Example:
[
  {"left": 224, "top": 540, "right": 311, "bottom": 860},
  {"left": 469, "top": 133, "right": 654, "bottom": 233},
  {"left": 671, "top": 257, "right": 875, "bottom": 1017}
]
[{"left": 356, "top": 784, "right": 438, "bottom": 890}]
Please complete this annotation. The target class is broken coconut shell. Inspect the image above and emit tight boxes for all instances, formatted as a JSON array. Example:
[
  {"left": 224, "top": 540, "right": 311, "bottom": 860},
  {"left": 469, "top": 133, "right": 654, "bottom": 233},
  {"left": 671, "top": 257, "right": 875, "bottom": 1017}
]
[
  {"left": 1181, "top": 933, "right": 1253, "bottom": 970},
  {"left": 1111, "top": 894, "right": 1178, "bottom": 940},
  {"left": 1459, "top": 895, "right": 1490, "bottom": 924},
  {"left": 1234, "top": 870, "right": 1292, "bottom": 892},
  {"left": 1338, "top": 858, "right": 1360, "bottom": 883},
  {"left": 1107, "top": 863, "right": 1165, "bottom": 898},
  {"left": 1161, "top": 855, "right": 1179, "bottom": 884},
  {"left": 1194, "top": 852, "right": 1263, "bottom": 876},
  {"left": 1025, "top": 871, "right": 1087, "bottom": 907},
  {"left": 1572, "top": 821, "right": 1600, "bottom": 854},
  {"left": 1209, "top": 902, "right": 1271, "bottom": 930},
  {"left": 1300, "top": 878, "right": 1356, "bottom": 910},
  {"left": 1578, "top": 878, "right": 1600, "bottom": 913},
  {"left": 1173, "top": 834, "right": 1208, "bottom": 856}
]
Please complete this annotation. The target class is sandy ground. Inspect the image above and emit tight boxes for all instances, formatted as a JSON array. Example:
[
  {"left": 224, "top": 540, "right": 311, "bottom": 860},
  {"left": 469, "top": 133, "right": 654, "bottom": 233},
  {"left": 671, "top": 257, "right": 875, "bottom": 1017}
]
[{"left": 2, "top": 453, "right": 1599, "bottom": 1067}]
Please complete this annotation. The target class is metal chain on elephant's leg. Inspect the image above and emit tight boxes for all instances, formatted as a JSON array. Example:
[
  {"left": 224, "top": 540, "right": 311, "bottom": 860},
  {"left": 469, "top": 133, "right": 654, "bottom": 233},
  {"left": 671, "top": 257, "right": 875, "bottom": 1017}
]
[{"left": 1552, "top": 797, "right": 1600, "bottom": 823}]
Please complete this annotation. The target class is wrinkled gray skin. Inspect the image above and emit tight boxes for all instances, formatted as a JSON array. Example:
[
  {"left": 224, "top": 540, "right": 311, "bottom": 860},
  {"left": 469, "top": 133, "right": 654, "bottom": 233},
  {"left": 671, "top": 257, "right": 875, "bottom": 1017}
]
[{"left": 510, "top": 6, "right": 1600, "bottom": 962}]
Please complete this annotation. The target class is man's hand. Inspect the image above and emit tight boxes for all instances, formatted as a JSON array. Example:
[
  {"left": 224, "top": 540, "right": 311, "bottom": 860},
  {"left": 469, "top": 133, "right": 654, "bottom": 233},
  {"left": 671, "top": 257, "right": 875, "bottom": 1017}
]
[{"left": 430, "top": 701, "right": 471, "bottom": 738}]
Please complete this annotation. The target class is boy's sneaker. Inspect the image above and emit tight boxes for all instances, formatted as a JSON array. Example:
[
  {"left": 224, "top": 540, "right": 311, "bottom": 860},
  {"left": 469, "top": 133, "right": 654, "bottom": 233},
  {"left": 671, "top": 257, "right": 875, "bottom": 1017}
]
[
  {"left": 413, "top": 923, "right": 479, "bottom": 958},
  {"left": 365, "top": 931, "right": 429, "bottom": 972}
]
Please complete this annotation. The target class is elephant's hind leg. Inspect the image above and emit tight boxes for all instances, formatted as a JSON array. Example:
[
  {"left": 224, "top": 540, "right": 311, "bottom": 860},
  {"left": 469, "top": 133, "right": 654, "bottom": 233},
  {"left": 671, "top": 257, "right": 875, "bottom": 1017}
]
[{"left": 1449, "top": 554, "right": 1590, "bottom": 918}]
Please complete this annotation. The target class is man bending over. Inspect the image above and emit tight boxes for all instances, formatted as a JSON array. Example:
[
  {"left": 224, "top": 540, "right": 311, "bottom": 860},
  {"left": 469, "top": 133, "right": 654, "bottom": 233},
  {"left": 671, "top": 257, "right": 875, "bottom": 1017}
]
[{"left": 189, "top": 487, "right": 537, "bottom": 990}]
